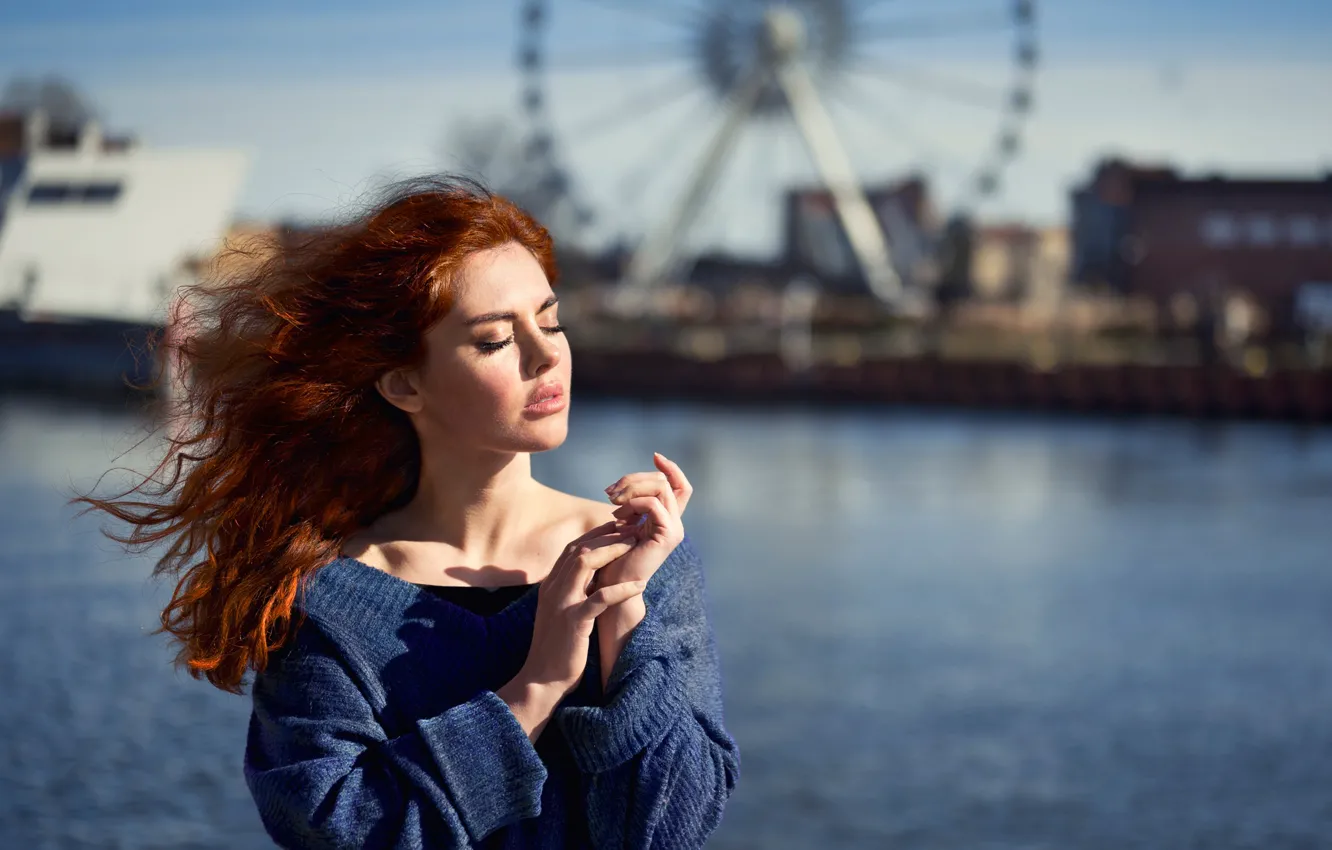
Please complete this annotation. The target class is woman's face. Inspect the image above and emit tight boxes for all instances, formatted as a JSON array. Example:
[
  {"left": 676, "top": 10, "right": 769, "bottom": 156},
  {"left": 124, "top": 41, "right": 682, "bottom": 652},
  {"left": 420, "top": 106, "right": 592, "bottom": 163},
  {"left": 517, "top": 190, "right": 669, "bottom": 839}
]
[{"left": 379, "top": 241, "right": 572, "bottom": 455}]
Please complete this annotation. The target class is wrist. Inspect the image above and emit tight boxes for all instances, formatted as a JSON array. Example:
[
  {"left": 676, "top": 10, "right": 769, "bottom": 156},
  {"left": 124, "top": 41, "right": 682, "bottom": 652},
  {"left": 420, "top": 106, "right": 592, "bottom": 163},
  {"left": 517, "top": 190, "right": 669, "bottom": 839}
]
[
  {"left": 497, "top": 674, "right": 562, "bottom": 742},
  {"left": 598, "top": 595, "right": 646, "bottom": 635},
  {"left": 596, "top": 596, "right": 646, "bottom": 693}
]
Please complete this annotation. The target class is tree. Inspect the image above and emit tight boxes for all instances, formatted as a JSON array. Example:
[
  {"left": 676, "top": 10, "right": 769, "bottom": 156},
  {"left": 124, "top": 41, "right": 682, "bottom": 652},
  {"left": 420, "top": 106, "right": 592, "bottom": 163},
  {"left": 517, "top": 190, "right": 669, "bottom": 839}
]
[{"left": 0, "top": 75, "right": 97, "bottom": 127}]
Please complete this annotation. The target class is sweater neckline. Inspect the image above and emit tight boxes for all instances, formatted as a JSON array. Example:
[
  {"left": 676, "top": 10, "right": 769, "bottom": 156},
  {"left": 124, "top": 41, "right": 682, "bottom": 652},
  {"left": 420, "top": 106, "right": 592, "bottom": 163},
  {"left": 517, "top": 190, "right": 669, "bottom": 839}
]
[{"left": 329, "top": 554, "right": 540, "bottom": 621}]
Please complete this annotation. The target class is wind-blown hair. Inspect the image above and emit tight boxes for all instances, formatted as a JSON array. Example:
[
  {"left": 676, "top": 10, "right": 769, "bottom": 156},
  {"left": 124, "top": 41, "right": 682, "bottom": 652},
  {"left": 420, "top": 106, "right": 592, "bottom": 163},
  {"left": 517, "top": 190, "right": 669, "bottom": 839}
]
[{"left": 72, "top": 176, "right": 558, "bottom": 693}]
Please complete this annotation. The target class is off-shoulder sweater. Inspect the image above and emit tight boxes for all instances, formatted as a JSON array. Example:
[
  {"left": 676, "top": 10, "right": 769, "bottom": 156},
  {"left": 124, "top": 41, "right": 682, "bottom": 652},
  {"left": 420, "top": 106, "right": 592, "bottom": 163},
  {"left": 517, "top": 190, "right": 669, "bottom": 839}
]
[{"left": 243, "top": 535, "right": 740, "bottom": 849}]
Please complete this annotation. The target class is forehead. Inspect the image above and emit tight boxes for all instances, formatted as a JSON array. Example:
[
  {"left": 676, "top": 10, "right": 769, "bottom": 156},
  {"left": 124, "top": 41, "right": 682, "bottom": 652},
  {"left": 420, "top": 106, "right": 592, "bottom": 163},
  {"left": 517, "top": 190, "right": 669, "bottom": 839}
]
[{"left": 449, "top": 243, "right": 551, "bottom": 314}]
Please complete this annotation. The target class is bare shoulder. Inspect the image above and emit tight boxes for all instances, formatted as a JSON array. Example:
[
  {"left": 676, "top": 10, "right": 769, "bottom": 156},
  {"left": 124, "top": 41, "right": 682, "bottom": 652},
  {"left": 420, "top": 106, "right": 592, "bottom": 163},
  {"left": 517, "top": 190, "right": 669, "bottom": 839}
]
[
  {"left": 337, "top": 526, "right": 414, "bottom": 574},
  {"left": 541, "top": 486, "right": 618, "bottom": 537},
  {"left": 525, "top": 482, "right": 609, "bottom": 540}
]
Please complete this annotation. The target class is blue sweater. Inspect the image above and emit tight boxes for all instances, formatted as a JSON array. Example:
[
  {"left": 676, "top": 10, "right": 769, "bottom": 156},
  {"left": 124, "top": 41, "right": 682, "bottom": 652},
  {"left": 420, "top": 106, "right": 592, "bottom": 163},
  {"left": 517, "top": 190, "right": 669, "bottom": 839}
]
[{"left": 243, "top": 535, "right": 740, "bottom": 849}]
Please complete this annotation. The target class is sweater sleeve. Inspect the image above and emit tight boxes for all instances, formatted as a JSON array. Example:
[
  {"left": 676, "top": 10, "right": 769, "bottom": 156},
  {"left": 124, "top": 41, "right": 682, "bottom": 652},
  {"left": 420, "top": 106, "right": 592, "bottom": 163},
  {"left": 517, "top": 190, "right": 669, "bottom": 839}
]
[
  {"left": 244, "top": 622, "right": 548, "bottom": 849},
  {"left": 554, "top": 536, "right": 741, "bottom": 849}
]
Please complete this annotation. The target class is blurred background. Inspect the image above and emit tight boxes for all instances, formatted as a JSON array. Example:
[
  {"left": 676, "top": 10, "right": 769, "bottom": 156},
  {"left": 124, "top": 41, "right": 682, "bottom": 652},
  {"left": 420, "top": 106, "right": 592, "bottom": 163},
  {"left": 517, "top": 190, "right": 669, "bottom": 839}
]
[{"left": 2, "top": 1, "right": 1331, "bottom": 847}]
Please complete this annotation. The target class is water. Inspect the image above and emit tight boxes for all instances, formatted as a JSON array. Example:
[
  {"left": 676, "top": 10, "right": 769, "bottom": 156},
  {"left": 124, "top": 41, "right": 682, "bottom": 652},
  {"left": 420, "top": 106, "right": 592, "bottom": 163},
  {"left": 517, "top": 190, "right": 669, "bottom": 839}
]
[{"left": 2, "top": 394, "right": 1331, "bottom": 849}]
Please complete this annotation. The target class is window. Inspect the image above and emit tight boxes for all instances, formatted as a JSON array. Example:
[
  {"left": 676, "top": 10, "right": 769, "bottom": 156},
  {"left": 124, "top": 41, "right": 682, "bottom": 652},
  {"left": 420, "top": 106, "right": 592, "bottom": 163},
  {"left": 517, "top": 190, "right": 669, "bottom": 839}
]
[
  {"left": 1289, "top": 215, "right": 1320, "bottom": 246},
  {"left": 81, "top": 183, "right": 122, "bottom": 203},
  {"left": 1246, "top": 213, "right": 1278, "bottom": 246},
  {"left": 27, "top": 183, "right": 75, "bottom": 204},
  {"left": 1200, "top": 212, "right": 1238, "bottom": 247},
  {"left": 26, "top": 180, "right": 124, "bottom": 206}
]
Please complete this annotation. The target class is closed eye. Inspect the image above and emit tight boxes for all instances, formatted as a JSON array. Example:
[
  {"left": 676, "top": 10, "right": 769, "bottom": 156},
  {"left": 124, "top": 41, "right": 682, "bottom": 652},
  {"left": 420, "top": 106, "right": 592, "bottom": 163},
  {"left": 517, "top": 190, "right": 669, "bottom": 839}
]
[{"left": 475, "top": 324, "right": 565, "bottom": 354}]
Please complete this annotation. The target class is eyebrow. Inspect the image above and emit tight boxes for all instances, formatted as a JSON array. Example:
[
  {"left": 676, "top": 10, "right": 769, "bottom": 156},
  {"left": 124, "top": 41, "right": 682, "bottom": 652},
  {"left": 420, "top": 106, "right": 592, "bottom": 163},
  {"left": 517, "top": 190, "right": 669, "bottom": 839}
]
[{"left": 463, "top": 294, "right": 559, "bottom": 327}]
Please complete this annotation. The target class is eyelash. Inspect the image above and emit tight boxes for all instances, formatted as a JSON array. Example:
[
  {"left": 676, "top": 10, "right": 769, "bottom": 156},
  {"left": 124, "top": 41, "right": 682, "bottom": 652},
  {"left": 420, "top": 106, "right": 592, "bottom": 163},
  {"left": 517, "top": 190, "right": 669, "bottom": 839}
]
[{"left": 476, "top": 325, "right": 566, "bottom": 354}]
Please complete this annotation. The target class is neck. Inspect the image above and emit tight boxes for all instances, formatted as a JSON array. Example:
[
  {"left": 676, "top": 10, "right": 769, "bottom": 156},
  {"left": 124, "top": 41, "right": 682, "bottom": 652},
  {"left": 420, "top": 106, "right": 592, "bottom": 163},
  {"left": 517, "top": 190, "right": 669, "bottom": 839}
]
[{"left": 388, "top": 441, "right": 543, "bottom": 562}]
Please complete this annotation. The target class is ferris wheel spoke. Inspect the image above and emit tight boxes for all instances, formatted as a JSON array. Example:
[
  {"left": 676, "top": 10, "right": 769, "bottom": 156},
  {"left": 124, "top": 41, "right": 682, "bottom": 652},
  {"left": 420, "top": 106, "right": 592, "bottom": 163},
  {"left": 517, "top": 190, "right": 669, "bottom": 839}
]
[
  {"left": 563, "top": 74, "right": 701, "bottom": 144},
  {"left": 844, "top": 59, "right": 1008, "bottom": 110},
  {"left": 829, "top": 78, "right": 974, "bottom": 175},
  {"left": 860, "top": 9, "right": 1018, "bottom": 41},
  {"left": 615, "top": 95, "right": 715, "bottom": 202},
  {"left": 572, "top": 0, "right": 708, "bottom": 30},
  {"left": 515, "top": 0, "right": 1038, "bottom": 282},
  {"left": 858, "top": 0, "right": 1022, "bottom": 8},
  {"left": 541, "top": 45, "right": 691, "bottom": 72},
  {"left": 756, "top": 121, "right": 783, "bottom": 206},
  {"left": 776, "top": 60, "right": 902, "bottom": 301},
  {"left": 624, "top": 67, "right": 768, "bottom": 295}
]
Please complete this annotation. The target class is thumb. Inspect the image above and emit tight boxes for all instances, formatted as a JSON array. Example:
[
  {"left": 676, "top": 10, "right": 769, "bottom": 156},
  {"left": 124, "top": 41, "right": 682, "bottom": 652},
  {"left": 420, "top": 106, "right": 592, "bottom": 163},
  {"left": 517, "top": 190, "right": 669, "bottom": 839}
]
[{"left": 580, "top": 579, "right": 648, "bottom": 620}]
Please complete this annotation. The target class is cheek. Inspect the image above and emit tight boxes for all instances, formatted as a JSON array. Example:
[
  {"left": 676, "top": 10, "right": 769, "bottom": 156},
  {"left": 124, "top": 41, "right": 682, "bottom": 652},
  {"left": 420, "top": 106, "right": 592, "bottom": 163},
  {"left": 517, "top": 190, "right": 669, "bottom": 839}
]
[
  {"left": 450, "top": 355, "right": 524, "bottom": 412},
  {"left": 418, "top": 353, "right": 509, "bottom": 423},
  {"left": 475, "top": 362, "right": 521, "bottom": 409}
]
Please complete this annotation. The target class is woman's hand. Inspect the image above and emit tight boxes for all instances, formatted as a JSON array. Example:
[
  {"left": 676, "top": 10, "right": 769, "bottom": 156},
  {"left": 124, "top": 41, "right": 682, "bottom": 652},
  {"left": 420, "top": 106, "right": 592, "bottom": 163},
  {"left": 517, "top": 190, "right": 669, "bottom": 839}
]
[
  {"left": 596, "top": 452, "right": 692, "bottom": 590},
  {"left": 499, "top": 521, "right": 649, "bottom": 739},
  {"left": 588, "top": 453, "right": 691, "bottom": 691}
]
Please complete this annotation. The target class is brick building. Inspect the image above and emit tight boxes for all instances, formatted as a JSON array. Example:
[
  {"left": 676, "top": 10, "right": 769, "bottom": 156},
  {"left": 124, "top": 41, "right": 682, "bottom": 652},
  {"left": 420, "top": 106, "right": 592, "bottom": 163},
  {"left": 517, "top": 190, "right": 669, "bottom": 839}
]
[{"left": 1070, "top": 158, "right": 1332, "bottom": 335}]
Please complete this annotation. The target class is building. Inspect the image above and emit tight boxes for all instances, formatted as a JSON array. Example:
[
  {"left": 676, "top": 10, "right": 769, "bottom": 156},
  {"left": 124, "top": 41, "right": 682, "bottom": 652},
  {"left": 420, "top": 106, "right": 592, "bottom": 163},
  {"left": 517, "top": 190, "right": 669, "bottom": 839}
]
[
  {"left": 0, "top": 109, "right": 248, "bottom": 326},
  {"left": 781, "top": 175, "right": 937, "bottom": 297},
  {"left": 0, "top": 110, "right": 248, "bottom": 394},
  {"left": 1068, "top": 159, "right": 1174, "bottom": 293},
  {"left": 1070, "top": 157, "right": 1332, "bottom": 335},
  {"left": 971, "top": 223, "right": 1069, "bottom": 304}
]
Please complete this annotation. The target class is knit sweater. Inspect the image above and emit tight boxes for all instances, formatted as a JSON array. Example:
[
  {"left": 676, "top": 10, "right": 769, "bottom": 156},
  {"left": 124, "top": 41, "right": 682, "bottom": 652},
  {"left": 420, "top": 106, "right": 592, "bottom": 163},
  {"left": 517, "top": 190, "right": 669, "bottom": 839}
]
[{"left": 243, "top": 534, "right": 740, "bottom": 849}]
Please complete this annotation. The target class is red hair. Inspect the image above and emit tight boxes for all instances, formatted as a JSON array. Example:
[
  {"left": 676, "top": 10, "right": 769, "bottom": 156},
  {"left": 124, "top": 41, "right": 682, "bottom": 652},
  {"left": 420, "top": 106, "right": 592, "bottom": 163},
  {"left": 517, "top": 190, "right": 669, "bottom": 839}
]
[{"left": 72, "top": 176, "right": 558, "bottom": 693}]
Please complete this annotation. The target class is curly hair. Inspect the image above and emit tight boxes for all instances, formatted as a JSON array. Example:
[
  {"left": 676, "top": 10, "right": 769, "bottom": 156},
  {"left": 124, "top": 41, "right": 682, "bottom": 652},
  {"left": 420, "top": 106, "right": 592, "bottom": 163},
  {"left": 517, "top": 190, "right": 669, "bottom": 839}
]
[{"left": 71, "top": 175, "right": 558, "bottom": 693}]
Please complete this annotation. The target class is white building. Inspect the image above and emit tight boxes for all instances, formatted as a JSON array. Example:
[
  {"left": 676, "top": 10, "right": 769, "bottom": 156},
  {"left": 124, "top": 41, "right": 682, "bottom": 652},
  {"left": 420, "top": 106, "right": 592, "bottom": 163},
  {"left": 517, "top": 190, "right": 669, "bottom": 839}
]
[{"left": 0, "top": 111, "right": 248, "bottom": 326}]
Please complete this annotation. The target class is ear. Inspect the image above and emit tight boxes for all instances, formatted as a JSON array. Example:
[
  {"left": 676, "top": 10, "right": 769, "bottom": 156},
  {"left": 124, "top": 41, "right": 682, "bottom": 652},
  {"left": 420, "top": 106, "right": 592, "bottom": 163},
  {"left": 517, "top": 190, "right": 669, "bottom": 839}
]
[{"left": 375, "top": 367, "right": 425, "bottom": 414}]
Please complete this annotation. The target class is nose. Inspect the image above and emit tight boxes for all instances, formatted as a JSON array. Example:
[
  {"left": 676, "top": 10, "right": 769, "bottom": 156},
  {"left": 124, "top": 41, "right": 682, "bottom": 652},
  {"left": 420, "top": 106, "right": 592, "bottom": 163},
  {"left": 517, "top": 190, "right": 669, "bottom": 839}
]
[{"left": 522, "top": 324, "right": 561, "bottom": 379}]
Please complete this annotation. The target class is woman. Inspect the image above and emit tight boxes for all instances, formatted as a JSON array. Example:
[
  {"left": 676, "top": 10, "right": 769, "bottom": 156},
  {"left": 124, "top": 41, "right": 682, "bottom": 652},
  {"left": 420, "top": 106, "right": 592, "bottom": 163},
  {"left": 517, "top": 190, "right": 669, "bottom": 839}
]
[{"left": 76, "top": 176, "right": 740, "bottom": 848}]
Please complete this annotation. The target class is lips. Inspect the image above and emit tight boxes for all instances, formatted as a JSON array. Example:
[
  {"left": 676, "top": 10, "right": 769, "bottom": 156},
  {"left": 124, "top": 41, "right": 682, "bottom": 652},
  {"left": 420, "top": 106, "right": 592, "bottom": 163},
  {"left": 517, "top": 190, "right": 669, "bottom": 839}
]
[{"left": 526, "top": 382, "right": 563, "bottom": 408}]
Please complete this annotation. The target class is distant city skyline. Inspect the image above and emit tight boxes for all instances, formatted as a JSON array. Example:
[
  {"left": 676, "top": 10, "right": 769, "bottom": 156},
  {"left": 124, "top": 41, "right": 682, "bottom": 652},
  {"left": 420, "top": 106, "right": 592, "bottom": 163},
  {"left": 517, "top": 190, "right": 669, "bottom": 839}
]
[{"left": 3, "top": 0, "right": 1331, "bottom": 256}]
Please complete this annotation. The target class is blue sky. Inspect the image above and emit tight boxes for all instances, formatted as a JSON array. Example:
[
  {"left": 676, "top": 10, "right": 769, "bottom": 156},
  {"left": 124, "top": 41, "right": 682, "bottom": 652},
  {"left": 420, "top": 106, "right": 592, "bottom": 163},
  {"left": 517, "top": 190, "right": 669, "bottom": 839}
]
[
  {"left": 3, "top": 0, "right": 1330, "bottom": 253},
  {"left": 6, "top": 0, "right": 1329, "bottom": 73}
]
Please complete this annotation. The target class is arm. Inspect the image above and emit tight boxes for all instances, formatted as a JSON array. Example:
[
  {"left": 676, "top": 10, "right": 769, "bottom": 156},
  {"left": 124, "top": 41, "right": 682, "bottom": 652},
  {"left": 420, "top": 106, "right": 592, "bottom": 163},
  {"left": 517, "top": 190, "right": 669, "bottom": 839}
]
[
  {"left": 244, "top": 624, "right": 551, "bottom": 850},
  {"left": 597, "top": 594, "right": 645, "bottom": 693},
  {"left": 497, "top": 676, "right": 565, "bottom": 744},
  {"left": 557, "top": 537, "right": 741, "bottom": 849}
]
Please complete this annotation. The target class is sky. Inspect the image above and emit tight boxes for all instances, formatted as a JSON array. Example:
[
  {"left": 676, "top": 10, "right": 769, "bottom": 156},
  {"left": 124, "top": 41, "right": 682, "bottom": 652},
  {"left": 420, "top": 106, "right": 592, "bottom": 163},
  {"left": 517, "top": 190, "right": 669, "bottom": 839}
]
[{"left": 3, "top": 0, "right": 1331, "bottom": 256}]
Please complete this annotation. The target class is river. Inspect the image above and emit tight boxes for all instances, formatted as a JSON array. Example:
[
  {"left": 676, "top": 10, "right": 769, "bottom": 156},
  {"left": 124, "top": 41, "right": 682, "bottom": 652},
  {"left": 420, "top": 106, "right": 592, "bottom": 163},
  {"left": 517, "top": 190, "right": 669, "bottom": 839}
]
[{"left": 2, "top": 394, "right": 1330, "bottom": 848}]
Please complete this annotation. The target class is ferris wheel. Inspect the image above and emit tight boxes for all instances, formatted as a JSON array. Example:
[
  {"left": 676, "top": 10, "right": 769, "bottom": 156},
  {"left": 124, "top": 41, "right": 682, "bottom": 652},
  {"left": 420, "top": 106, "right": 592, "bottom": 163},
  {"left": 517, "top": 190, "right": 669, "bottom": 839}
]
[{"left": 516, "top": 0, "right": 1038, "bottom": 307}]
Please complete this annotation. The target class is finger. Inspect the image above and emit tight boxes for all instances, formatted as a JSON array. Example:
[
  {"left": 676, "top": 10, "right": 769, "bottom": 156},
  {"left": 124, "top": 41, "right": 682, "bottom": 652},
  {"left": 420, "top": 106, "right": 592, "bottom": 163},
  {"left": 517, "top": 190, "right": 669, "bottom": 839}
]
[
  {"left": 640, "top": 494, "right": 678, "bottom": 540},
  {"left": 611, "top": 504, "right": 640, "bottom": 522},
  {"left": 550, "top": 531, "right": 634, "bottom": 585},
  {"left": 653, "top": 452, "right": 692, "bottom": 514},
  {"left": 553, "top": 521, "right": 630, "bottom": 574},
  {"left": 567, "top": 519, "right": 623, "bottom": 549},
  {"left": 563, "top": 539, "right": 635, "bottom": 590},
  {"left": 613, "top": 495, "right": 678, "bottom": 537},
  {"left": 607, "top": 472, "right": 678, "bottom": 517},
  {"left": 579, "top": 579, "right": 648, "bottom": 620},
  {"left": 604, "top": 471, "right": 646, "bottom": 496},
  {"left": 604, "top": 470, "right": 670, "bottom": 500},
  {"left": 582, "top": 529, "right": 637, "bottom": 548},
  {"left": 610, "top": 502, "right": 654, "bottom": 536},
  {"left": 550, "top": 537, "right": 633, "bottom": 597},
  {"left": 610, "top": 498, "right": 660, "bottom": 527}
]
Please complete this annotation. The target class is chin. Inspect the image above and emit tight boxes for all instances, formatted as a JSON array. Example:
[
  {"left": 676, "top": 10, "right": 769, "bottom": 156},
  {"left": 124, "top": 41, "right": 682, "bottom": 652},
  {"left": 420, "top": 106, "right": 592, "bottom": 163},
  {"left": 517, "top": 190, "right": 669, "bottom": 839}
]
[{"left": 511, "top": 413, "right": 570, "bottom": 453}]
